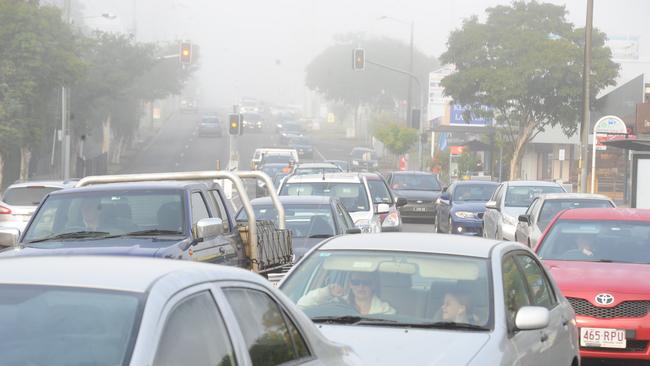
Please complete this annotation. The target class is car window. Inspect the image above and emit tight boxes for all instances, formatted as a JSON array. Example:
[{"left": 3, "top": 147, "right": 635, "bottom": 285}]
[
  {"left": 154, "top": 291, "right": 237, "bottom": 366},
  {"left": 223, "top": 288, "right": 310, "bottom": 365},
  {"left": 525, "top": 198, "right": 539, "bottom": 216},
  {"left": 452, "top": 185, "right": 497, "bottom": 202},
  {"left": 209, "top": 190, "right": 231, "bottom": 232},
  {"left": 502, "top": 255, "right": 531, "bottom": 327},
  {"left": 492, "top": 184, "right": 504, "bottom": 204},
  {"left": 537, "top": 199, "right": 614, "bottom": 231},
  {"left": 504, "top": 185, "right": 564, "bottom": 208},
  {"left": 237, "top": 204, "right": 335, "bottom": 238},
  {"left": 191, "top": 192, "right": 210, "bottom": 225},
  {"left": 514, "top": 254, "right": 556, "bottom": 309},
  {"left": 280, "top": 182, "right": 369, "bottom": 213},
  {"left": 389, "top": 174, "right": 441, "bottom": 191},
  {"left": 2, "top": 186, "right": 61, "bottom": 206},
  {"left": 366, "top": 179, "right": 393, "bottom": 204}
]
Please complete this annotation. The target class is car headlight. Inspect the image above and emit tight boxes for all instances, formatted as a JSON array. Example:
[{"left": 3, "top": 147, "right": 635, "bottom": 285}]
[
  {"left": 382, "top": 211, "right": 400, "bottom": 227},
  {"left": 355, "top": 219, "right": 372, "bottom": 233},
  {"left": 503, "top": 214, "right": 516, "bottom": 226},
  {"left": 454, "top": 211, "right": 476, "bottom": 219}
]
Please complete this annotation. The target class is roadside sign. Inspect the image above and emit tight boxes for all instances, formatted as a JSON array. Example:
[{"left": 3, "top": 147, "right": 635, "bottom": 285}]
[
  {"left": 153, "top": 107, "right": 161, "bottom": 120},
  {"left": 594, "top": 115, "right": 627, "bottom": 135},
  {"left": 558, "top": 149, "right": 565, "bottom": 161},
  {"left": 450, "top": 146, "right": 464, "bottom": 155}
]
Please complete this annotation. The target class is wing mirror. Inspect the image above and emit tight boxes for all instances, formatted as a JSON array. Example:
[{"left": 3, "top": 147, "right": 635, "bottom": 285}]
[
  {"left": 195, "top": 218, "right": 224, "bottom": 241},
  {"left": 0, "top": 228, "right": 20, "bottom": 248},
  {"left": 440, "top": 192, "right": 451, "bottom": 202},
  {"left": 395, "top": 197, "right": 408, "bottom": 207},
  {"left": 485, "top": 200, "right": 500, "bottom": 211},
  {"left": 515, "top": 306, "right": 550, "bottom": 331},
  {"left": 518, "top": 214, "right": 530, "bottom": 224},
  {"left": 377, "top": 203, "right": 390, "bottom": 214}
]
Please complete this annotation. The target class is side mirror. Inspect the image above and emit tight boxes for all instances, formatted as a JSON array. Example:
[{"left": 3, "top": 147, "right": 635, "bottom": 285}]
[
  {"left": 395, "top": 197, "right": 408, "bottom": 207},
  {"left": 442, "top": 186, "right": 448, "bottom": 193},
  {"left": 485, "top": 201, "right": 500, "bottom": 211},
  {"left": 377, "top": 203, "right": 390, "bottom": 214},
  {"left": 515, "top": 306, "right": 550, "bottom": 331},
  {"left": 0, "top": 228, "right": 20, "bottom": 248},
  {"left": 195, "top": 218, "right": 224, "bottom": 241},
  {"left": 345, "top": 228, "right": 362, "bottom": 235},
  {"left": 518, "top": 214, "right": 530, "bottom": 224},
  {"left": 440, "top": 192, "right": 451, "bottom": 202}
]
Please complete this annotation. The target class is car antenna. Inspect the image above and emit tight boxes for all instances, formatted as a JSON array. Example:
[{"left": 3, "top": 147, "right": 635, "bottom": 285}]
[{"left": 321, "top": 168, "right": 326, "bottom": 181}]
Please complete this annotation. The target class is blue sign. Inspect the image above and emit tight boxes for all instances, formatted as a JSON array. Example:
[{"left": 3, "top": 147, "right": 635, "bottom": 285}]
[
  {"left": 450, "top": 105, "right": 492, "bottom": 126},
  {"left": 438, "top": 133, "right": 448, "bottom": 151}
]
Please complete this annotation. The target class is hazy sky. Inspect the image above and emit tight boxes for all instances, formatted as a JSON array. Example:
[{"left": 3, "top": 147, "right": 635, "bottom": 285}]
[{"left": 80, "top": 0, "right": 650, "bottom": 108}]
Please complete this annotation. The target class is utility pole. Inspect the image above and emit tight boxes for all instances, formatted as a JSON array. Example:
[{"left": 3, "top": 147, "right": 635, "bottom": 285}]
[
  {"left": 61, "top": 0, "right": 72, "bottom": 180},
  {"left": 579, "top": 0, "right": 594, "bottom": 193},
  {"left": 407, "top": 21, "right": 414, "bottom": 129}
]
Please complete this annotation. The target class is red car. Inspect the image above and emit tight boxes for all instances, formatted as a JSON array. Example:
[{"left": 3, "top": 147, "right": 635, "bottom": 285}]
[{"left": 535, "top": 208, "right": 650, "bottom": 362}]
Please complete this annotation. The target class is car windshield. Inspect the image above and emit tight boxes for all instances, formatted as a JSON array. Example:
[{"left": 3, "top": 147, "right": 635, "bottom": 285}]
[
  {"left": 537, "top": 220, "right": 650, "bottom": 264},
  {"left": 505, "top": 186, "right": 564, "bottom": 208},
  {"left": 280, "top": 182, "right": 369, "bottom": 212},
  {"left": 280, "top": 250, "right": 492, "bottom": 328},
  {"left": 453, "top": 185, "right": 497, "bottom": 202},
  {"left": 237, "top": 204, "right": 336, "bottom": 238},
  {"left": 22, "top": 191, "right": 185, "bottom": 244},
  {"left": 391, "top": 174, "right": 441, "bottom": 191},
  {"left": 366, "top": 179, "right": 393, "bottom": 204},
  {"left": 537, "top": 199, "right": 614, "bottom": 231},
  {"left": 2, "top": 186, "right": 62, "bottom": 206},
  {"left": 0, "top": 284, "right": 142, "bottom": 366}
]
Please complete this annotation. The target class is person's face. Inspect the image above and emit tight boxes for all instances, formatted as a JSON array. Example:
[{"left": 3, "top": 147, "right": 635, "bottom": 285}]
[
  {"left": 349, "top": 273, "right": 374, "bottom": 301},
  {"left": 442, "top": 294, "right": 466, "bottom": 322}
]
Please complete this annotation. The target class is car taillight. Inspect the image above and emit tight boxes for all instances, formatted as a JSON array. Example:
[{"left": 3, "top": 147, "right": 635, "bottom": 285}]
[{"left": 0, "top": 205, "right": 11, "bottom": 214}]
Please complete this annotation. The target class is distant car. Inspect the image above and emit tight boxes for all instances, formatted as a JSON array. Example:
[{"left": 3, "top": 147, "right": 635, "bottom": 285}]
[
  {"left": 179, "top": 98, "right": 198, "bottom": 113},
  {"left": 535, "top": 208, "right": 650, "bottom": 362},
  {"left": 252, "top": 148, "right": 299, "bottom": 169},
  {"left": 236, "top": 196, "right": 359, "bottom": 260},
  {"left": 483, "top": 180, "right": 566, "bottom": 241},
  {"left": 434, "top": 180, "right": 499, "bottom": 236},
  {"left": 278, "top": 122, "right": 305, "bottom": 143},
  {"left": 0, "top": 256, "right": 362, "bottom": 365},
  {"left": 325, "top": 160, "right": 351, "bottom": 172},
  {"left": 292, "top": 163, "right": 343, "bottom": 176},
  {"left": 349, "top": 147, "right": 378, "bottom": 171},
  {"left": 197, "top": 115, "right": 222, "bottom": 137},
  {"left": 515, "top": 193, "right": 614, "bottom": 247},
  {"left": 385, "top": 171, "right": 443, "bottom": 222},
  {"left": 260, "top": 152, "right": 295, "bottom": 167},
  {"left": 0, "top": 180, "right": 76, "bottom": 233},
  {"left": 257, "top": 163, "right": 292, "bottom": 195},
  {"left": 288, "top": 136, "right": 315, "bottom": 159},
  {"left": 279, "top": 233, "right": 579, "bottom": 366},
  {"left": 273, "top": 172, "right": 289, "bottom": 190},
  {"left": 242, "top": 112, "right": 264, "bottom": 131}
]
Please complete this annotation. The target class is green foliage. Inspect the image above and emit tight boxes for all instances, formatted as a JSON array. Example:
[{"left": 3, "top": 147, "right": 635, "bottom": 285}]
[
  {"left": 456, "top": 151, "right": 481, "bottom": 177},
  {"left": 375, "top": 123, "right": 418, "bottom": 155},
  {"left": 440, "top": 1, "right": 618, "bottom": 179}
]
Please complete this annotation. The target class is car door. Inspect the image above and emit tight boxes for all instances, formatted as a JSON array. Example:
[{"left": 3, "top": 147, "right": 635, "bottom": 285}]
[
  {"left": 217, "top": 284, "right": 318, "bottom": 366},
  {"left": 189, "top": 191, "right": 229, "bottom": 264},
  {"left": 438, "top": 184, "right": 454, "bottom": 232},
  {"left": 516, "top": 198, "right": 538, "bottom": 246},
  {"left": 484, "top": 183, "right": 504, "bottom": 238},
  {"left": 514, "top": 253, "right": 575, "bottom": 366},
  {"left": 208, "top": 188, "right": 241, "bottom": 266}
]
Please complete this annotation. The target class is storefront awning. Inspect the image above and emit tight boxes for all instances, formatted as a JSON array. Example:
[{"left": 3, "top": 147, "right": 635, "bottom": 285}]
[{"left": 603, "top": 137, "right": 650, "bottom": 151}]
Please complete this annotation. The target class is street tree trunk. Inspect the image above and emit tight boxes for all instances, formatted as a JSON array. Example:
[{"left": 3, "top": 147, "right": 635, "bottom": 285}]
[
  {"left": 19, "top": 147, "right": 31, "bottom": 181},
  {"left": 0, "top": 153, "right": 4, "bottom": 188},
  {"left": 509, "top": 120, "right": 537, "bottom": 180}
]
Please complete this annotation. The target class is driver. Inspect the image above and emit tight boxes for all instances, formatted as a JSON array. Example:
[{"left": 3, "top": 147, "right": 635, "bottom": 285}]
[{"left": 297, "top": 271, "right": 396, "bottom": 315}]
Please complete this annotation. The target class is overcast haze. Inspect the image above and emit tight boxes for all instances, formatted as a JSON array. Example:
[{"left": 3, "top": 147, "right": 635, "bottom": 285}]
[{"left": 79, "top": 0, "right": 650, "bottom": 108}]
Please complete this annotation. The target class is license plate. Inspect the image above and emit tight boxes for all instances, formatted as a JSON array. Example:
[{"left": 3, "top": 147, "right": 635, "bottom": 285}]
[
  {"left": 580, "top": 327, "right": 627, "bottom": 349},
  {"left": 413, "top": 207, "right": 427, "bottom": 212}
]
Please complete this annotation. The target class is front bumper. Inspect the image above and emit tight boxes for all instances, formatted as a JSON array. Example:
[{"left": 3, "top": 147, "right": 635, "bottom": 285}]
[
  {"left": 576, "top": 314, "right": 650, "bottom": 360},
  {"left": 399, "top": 203, "right": 435, "bottom": 220},
  {"left": 450, "top": 219, "right": 483, "bottom": 236}
]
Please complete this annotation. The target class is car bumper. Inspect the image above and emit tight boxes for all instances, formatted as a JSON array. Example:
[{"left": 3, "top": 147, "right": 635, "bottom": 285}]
[
  {"left": 399, "top": 204, "right": 435, "bottom": 219},
  {"left": 450, "top": 219, "right": 483, "bottom": 236},
  {"left": 576, "top": 315, "right": 650, "bottom": 360}
]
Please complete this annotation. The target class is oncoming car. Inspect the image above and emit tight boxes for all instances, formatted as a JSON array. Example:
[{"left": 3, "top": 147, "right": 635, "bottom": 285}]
[{"left": 279, "top": 233, "right": 579, "bottom": 366}]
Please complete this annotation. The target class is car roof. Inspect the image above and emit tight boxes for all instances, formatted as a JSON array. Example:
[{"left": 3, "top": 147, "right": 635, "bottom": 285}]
[
  {"left": 536, "top": 193, "right": 611, "bottom": 201},
  {"left": 284, "top": 173, "right": 362, "bottom": 183},
  {"left": 0, "top": 256, "right": 265, "bottom": 293},
  {"left": 48, "top": 181, "right": 207, "bottom": 195},
  {"left": 557, "top": 208, "right": 650, "bottom": 222},
  {"left": 7, "top": 180, "right": 78, "bottom": 189},
  {"left": 452, "top": 180, "right": 499, "bottom": 186},
  {"left": 503, "top": 180, "right": 563, "bottom": 187},
  {"left": 318, "top": 233, "right": 501, "bottom": 258},
  {"left": 250, "top": 195, "right": 334, "bottom": 205},
  {"left": 295, "top": 163, "right": 338, "bottom": 169}
]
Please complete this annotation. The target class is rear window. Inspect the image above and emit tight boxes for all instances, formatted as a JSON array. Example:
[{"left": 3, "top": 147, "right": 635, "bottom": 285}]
[
  {"left": 2, "top": 186, "right": 62, "bottom": 206},
  {"left": 537, "top": 199, "right": 614, "bottom": 231},
  {"left": 366, "top": 180, "right": 393, "bottom": 204},
  {"left": 280, "top": 182, "right": 369, "bottom": 212},
  {"left": 504, "top": 185, "right": 564, "bottom": 208}
]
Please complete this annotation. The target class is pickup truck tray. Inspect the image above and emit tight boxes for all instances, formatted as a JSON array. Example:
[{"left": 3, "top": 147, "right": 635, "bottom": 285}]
[{"left": 237, "top": 220, "right": 292, "bottom": 273}]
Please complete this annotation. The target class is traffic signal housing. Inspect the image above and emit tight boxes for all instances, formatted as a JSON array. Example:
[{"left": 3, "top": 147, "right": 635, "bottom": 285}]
[
  {"left": 229, "top": 114, "right": 242, "bottom": 135},
  {"left": 353, "top": 48, "right": 365, "bottom": 71},
  {"left": 180, "top": 42, "right": 192, "bottom": 65}
]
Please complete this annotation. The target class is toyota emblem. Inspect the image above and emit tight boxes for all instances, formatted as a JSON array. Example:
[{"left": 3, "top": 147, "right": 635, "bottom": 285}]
[{"left": 594, "top": 293, "right": 615, "bottom": 306}]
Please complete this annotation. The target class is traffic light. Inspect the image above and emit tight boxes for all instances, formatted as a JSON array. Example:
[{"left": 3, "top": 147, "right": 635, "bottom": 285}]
[
  {"left": 229, "top": 114, "right": 242, "bottom": 135},
  {"left": 410, "top": 109, "right": 421, "bottom": 130},
  {"left": 180, "top": 42, "right": 192, "bottom": 65},
  {"left": 353, "top": 48, "right": 365, "bottom": 71}
]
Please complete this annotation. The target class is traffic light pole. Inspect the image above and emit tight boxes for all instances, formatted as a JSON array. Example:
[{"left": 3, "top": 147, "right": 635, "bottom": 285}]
[{"left": 61, "top": 0, "right": 72, "bottom": 180}]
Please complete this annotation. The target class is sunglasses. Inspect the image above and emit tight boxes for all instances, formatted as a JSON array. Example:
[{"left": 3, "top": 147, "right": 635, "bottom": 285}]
[{"left": 350, "top": 278, "right": 372, "bottom": 286}]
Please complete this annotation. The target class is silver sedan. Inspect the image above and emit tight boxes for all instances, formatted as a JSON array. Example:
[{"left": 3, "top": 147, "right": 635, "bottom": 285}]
[
  {"left": 279, "top": 233, "right": 580, "bottom": 366},
  {"left": 0, "top": 256, "right": 362, "bottom": 366}
]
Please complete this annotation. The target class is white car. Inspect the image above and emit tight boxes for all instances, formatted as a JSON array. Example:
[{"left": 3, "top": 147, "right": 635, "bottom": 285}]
[
  {"left": 0, "top": 256, "right": 362, "bottom": 365},
  {"left": 252, "top": 147, "right": 299, "bottom": 169},
  {"left": 279, "top": 233, "right": 580, "bottom": 366},
  {"left": 278, "top": 173, "right": 393, "bottom": 233},
  {"left": 483, "top": 180, "right": 566, "bottom": 241}
]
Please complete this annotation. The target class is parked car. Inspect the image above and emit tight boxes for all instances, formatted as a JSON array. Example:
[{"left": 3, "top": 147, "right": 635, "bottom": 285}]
[
  {"left": 385, "top": 171, "right": 443, "bottom": 222},
  {"left": 434, "top": 180, "right": 499, "bottom": 235},
  {"left": 236, "top": 196, "right": 360, "bottom": 260},
  {"left": 535, "top": 208, "right": 650, "bottom": 362},
  {"left": 0, "top": 180, "right": 76, "bottom": 233},
  {"left": 279, "top": 233, "right": 579, "bottom": 366},
  {"left": 197, "top": 115, "right": 222, "bottom": 137},
  {"left": 278, "top": 173, "right": 390, "bottom": 233},
  {"left": 293, "top": 163, "right": 343, "bottom": 176},
  {"left": 515, "top": 193, "right": 614, "bottom": 247},
  {"left": 0, "top": 256, "right": 362, "bottom": 365},
  {"left": 287, "top": 136, "right": 315, "bottom": 159},
  {"left": 483, "top": 180, "right": 566, "bottom": 241},
  {"left": 349, "top": 147, "right": 378, "bottom": 171}
]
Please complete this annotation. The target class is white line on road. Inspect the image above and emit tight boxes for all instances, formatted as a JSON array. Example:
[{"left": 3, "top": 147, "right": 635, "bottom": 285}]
[{"left": 314, "top": 147, "right": 326, "bottom": 162}]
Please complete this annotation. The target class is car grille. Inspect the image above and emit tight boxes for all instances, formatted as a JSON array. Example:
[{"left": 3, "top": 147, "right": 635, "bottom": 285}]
[
  {"left": 582, "top": 340, "right": 649, "bottom": 353},
  {"left": 568, "top": 297, "right": 650, "bottom": 318}
]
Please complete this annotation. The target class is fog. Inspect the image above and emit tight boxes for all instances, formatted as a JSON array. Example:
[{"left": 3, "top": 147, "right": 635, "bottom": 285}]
[{"left": 77, "top": 0, "right": 650, "bottom": 109}]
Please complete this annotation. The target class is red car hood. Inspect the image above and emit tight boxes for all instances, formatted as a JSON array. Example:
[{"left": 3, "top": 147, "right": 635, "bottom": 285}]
[{"left": 544, "top": 260, "right": 650, "bottom": 304}]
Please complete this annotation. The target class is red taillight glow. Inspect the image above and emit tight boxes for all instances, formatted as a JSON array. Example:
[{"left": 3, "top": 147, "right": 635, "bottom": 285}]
[{"left": 0, "top": 205, "right": 11, "bottom": 214}]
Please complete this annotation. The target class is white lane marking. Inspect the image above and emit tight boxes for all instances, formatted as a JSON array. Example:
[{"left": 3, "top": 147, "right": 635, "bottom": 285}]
[{"left": 314, "top": 147, "right": 326, "bottom": 162}]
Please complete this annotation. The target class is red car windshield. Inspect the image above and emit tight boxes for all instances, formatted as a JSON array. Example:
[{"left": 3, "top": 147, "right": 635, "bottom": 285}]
[{"left": 537, "top": 220, "right": 650, "bottom": 264}]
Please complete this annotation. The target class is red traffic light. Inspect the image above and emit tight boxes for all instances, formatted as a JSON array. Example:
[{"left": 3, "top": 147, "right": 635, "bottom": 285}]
[{"left": 180, "top": 42, "right": 192, "bottom": 65}]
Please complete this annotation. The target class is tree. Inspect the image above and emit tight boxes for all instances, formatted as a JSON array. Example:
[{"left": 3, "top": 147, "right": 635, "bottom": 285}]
[
  {"left": 440, "top": 1, "right": 618, "bottom": 180},
  {"left": 375, "top": 123, "right": 418, "bottom": 156}
]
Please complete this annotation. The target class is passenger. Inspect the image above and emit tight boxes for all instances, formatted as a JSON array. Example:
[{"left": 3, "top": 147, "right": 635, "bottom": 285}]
[
  {"left": 440, "top": 288, "right": 478, "bottom": 324},
  {"left": 297, "top": 272, "right": 396, "bottom": 315},
  {"left": 79, "top": 198, "right": 102, "bottom": 231}
]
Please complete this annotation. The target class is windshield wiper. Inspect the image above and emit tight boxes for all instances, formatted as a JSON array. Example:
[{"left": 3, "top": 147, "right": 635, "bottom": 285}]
[
  {"left": 308, "top": 234, "right": 333, "bottom": 238},
  {"left": 118, "top": 229, "right": 184, "bottom": 236},
  {"left": 311, "top": 315, "right": 398, "bottom": 325},
  {"left": 26, "top": 231, "right": 111, "bottom": 244},
  {"left": 407, "top": 321, "right": 488, "bottom": 331}
]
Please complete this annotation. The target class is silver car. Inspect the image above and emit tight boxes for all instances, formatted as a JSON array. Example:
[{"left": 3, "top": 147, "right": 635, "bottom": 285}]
[
  {"left": 515, "top": 193, "right": 615, "bottom": 247},
  {"left": 483, "top": 181, "right": 566, "bottom": 241},
  {"left": 0, "top": 180, "right": 75, "bottom": 232},
  {"left": 0, "top": 256, "right": 362, "bottom": 365},
  {"left": 279, "top": 233, "right": 579, "bottom": 366}
]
